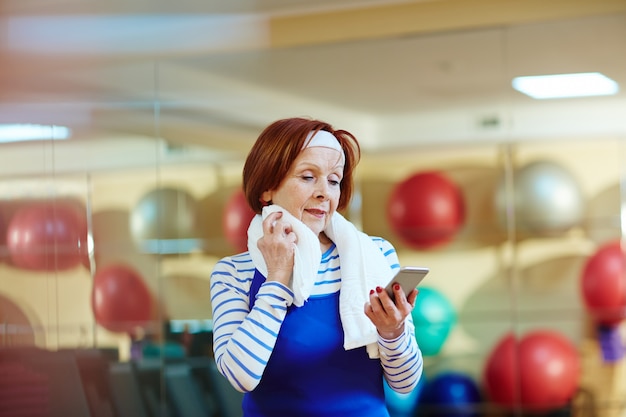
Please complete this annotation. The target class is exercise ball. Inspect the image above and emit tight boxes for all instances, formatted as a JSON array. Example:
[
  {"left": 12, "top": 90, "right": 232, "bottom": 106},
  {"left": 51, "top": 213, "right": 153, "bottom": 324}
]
[
  {"left": 483, "top": 331, "right": 580, "bottom": 412},
  {"left": 0, "top": 210, "right": 7, "bottom": 263},
  {"left": 387, "top": 171, "right": 465, "bottom": 250},
  {"left": 91, "top": 264, "right": 153, "bottom": 334},
  {"left": 412, "top": 287, "right": 456, "bottom": 356},
  {"left": 384, "top": 374, "right": 427, "bottom": 417},
  {"left": 223, "top": 188, "right": 255, "bottom": 253},
  {"left": 6, "top": 201, "right": 88, "bottom": 271},
  {"left": 494, "top": 160, "right": 584, "bottom": 236},
  {"left": 130, "top": 187, "right": 198, "bottom": 248},
  {"left": 580, "top": 240, "right": 626, "bottom": 326},
  {"left": 419, "top": 371, "right": 482, "bottom": 417}
]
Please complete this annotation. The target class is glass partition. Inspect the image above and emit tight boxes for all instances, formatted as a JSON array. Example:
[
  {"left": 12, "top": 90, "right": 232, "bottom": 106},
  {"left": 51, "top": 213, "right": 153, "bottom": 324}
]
[{"left": 1, "top": 4, "right": 625, "bottom": 417}]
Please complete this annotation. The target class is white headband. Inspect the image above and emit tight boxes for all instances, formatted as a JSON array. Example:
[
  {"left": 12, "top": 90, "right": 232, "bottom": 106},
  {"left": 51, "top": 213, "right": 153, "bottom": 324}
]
[{"left": 304, "top": 130, "right": 345, "bottom": 159}]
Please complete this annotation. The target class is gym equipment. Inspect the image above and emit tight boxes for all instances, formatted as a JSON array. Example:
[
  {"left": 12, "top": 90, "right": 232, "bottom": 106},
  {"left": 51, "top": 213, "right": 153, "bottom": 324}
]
[
  {"left": 411, "top": 287, "right": 456, "bottom": 356},
  {"left": 130, "top": 187, "right": 198, "bottom": 253},
  {"left": 91, "top": 264, "right": 153, "bottom": 335},
  {"left": 387, "top": 171, "right": 465, "bottom": 250},
  {"left": 7, "top": 201, "right": 87, "bottom": 271},
  {"left": 383, "top": 373, "right": 426, "bottom": 417},
  {"left": 494, "top": 160, "right": 584, "bottom": 236},
  {"left": 223, "top": 189, "right": 255, "bottom": 253},
  {"left": 580, "top": 240, "right": 626, "bottom": 361},
  {"left": 419, "top": 371, "right": 481, "bottom": 417},
  {"left": 483, "top": 330, "right": 580, "bottom": 412}
]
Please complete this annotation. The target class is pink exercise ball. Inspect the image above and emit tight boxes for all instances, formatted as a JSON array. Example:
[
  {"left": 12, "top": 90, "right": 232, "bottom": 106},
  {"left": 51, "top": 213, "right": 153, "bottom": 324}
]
[
  {"left": 387, "top": 171, "right": 465, "bottom": 249},
  {"left": 6, "top": 201, "right": 88, "bottom": 271},
  {"left": 0, "top": 210, "right": 7, "bottom": 263},
  {"left": 580, "top": 240, "right": 626, "bottom": 326},
  {"left": 223, "top": 189, "right": 255, "bottom": 253},
  {"left": 483, "top": 331, "right": 580, "bottom": 412},
  {"left": 91, "top": 264, "right": 153, "bottom": 335}
]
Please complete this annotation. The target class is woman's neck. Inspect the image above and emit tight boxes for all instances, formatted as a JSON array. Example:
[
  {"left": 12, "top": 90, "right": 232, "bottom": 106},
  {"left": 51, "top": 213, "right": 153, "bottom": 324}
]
[{"left": 319, "top": 232, "right": 333, "bottom": 252}]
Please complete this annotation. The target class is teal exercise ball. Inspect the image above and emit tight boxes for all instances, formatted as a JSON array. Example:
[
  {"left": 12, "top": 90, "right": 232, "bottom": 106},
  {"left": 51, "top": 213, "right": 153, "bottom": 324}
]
[
  {"left": 412, "top": 287, "right": 456, "bottom": 356},
  {"left": 384, "top": 374, "right": 427, "bottom": 417}
]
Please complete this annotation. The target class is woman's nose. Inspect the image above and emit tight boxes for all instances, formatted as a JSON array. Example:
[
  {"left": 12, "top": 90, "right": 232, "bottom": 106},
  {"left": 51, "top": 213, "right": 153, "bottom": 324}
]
[{"left": 315, "top": 181, "right": 328, "bottom": 199}]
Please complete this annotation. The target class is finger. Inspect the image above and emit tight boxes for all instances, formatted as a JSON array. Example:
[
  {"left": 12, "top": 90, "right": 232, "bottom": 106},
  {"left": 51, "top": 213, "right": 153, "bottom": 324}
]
[
  {"left": 364, "top": 297, "right": 386, "bottom": 325},
  {"left": 407, "top": 288, "right": 419, "bottom": 307},
  {"left": 393, "top": 295, "right": 413, "bottom": 317},
  {"left": 376, "top": 286, "right": 397, "bottom": 314},
  {"left": 262, "top": 211, "right": 283, "bottom": 233},
  {"left": 391, "top": 282, "right": 408, "bottom": 303},
  {"left": 367, "top": 289, "right": 381, "bottom": 313},
  {"left": 284, "top": 223, "right": 297, "bottom": 240},
  {"left": 277, "top": 219, "right": 294, "bottom": 237},
  {"left": 371, "top": 287, "right": 395, "bottom": 318},
  {"left": 285, "top": 230, "right": 298, "bottom": 244}
]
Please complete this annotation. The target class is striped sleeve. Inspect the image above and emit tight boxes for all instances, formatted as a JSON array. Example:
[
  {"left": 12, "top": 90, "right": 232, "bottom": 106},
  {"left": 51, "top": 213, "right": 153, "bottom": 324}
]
[
  {"left": 371, "top": 237, "right": 424, "bottom": 393},
  {"left": 210, "top": 253, "right": 294, "bottom": 392}
]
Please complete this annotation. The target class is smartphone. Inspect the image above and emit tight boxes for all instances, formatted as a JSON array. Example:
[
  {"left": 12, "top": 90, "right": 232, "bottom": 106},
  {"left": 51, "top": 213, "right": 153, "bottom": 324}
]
[{"left": 385, "top": 266, "right": 429, "bottom": 298}]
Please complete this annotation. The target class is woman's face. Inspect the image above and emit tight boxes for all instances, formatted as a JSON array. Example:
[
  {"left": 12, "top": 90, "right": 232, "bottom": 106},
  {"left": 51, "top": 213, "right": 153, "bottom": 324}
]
[{"left": 262, "top": 146, "right": 344, "bottom": 237}]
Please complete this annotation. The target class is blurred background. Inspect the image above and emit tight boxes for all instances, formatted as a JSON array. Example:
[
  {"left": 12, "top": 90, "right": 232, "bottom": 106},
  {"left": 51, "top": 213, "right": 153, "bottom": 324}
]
[{"left": 1, "top": 0, "right": 626, "bottom": 416}]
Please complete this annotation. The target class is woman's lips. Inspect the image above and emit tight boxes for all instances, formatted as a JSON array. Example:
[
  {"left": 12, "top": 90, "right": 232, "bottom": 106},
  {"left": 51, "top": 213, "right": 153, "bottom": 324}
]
[{"left": 305, "top": 209, "right": 326, "bottom": 218}]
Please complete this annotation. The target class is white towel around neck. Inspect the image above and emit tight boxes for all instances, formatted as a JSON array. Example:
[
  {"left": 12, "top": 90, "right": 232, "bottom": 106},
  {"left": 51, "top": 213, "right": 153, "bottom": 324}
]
[{"left": 247, "top": 204, "right": 395, "bottom": 357}]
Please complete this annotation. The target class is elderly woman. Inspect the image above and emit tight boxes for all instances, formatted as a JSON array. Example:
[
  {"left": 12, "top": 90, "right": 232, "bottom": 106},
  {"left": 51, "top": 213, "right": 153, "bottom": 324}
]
[{"left": 210, "top": 117, "right": 423, "bottom": 417}]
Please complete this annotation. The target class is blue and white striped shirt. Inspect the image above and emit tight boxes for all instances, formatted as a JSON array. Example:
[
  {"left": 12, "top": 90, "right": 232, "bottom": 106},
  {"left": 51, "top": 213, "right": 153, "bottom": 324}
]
[{"left": 210, "top": 237, "right": 423, "bottom": 393}]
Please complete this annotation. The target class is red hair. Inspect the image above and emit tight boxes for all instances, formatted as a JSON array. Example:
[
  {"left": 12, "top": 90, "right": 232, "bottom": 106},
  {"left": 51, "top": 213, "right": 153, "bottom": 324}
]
[{"left": 243, "top": 117, "right": 361, "bottom": 214}]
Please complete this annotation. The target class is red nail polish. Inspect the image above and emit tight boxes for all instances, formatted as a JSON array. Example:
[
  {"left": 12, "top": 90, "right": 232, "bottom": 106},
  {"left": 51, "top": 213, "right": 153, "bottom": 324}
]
[
  {"left": 393, "top": 283, "right": 400, "bottom": 291},
  {"left": 376, "top": 286, "right": 383, "bottom": 293},
  {"left": 369, "top": 289, "right": 375, "bottom": 295}
]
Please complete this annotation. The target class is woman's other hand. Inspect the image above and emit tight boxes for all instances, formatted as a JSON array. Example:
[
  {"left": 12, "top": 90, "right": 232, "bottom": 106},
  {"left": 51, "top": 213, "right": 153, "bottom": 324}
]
[{"left": 256, "top": 211, "right": 297, "bottom": 286}]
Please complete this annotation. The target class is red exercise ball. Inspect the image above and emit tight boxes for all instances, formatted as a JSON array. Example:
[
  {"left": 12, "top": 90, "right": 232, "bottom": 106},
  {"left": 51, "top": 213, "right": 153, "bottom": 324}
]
[
  {"left": 91, "top": 264, "right": 153, "bottom": 334},
  {"left": 580, "top": 240, "right": 626, "bottom": 326},
  {"left": 6, "top": 201, "right": 88, "bottom": 271},
  {"left": 483, "top": 331, "right": 580, "bottom": 412},
  {"left": 387, "top": 171, "right": 465, "bottom": 249},
  {"left": 223, "top": 189, "right": 256, "bottom": 253},
  {"left": 0, "top": 210, "right": 8, "bottom": 263}
]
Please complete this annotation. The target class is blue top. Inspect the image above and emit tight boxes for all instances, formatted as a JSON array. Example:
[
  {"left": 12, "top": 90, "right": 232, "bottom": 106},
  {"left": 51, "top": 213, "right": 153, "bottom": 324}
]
[
  {"left": 243, "top": 269, "right": 390, "bottom": 416},
  {"left": 210, "top": 239, "right": 423, "bottom": 416}
]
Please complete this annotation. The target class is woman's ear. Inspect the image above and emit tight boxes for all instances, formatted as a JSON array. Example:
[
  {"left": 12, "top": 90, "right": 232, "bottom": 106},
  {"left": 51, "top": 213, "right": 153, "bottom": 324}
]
[{"left": 261, "top": 191, "right": 272, "bottom": 205}]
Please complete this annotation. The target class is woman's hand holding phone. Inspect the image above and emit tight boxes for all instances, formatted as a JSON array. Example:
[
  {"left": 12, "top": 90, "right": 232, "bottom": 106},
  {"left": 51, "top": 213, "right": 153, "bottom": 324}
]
[{"left": 384, "top": 266, "right": 429, "bottom": 299}]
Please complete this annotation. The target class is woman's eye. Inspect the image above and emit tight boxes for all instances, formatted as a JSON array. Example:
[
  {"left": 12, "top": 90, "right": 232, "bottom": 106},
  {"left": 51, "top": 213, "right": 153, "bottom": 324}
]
[
  {"left": 301, "top": 175, "right": 314, "bottom": 181},
  {"left": 329, "top": 180, "right": 340, "bottom": 186}
]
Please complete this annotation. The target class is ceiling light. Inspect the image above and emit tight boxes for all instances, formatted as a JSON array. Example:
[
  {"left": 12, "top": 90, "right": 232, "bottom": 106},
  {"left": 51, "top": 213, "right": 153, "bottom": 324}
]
[
  {"left": 512, "top": 72, "right": 619, "bottom": 99},
  {"left": 0, "top": 124, "right": 71, "bottom": 143}
]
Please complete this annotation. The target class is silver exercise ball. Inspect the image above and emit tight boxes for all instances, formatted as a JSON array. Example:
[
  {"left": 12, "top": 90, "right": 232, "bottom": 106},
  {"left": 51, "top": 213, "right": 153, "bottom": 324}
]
[
  {"left": 494, "top": 160, "right": 585, "bottom": 236},
  {"left": 130, "top": 187, "right": 198, "bottom": 242}
]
